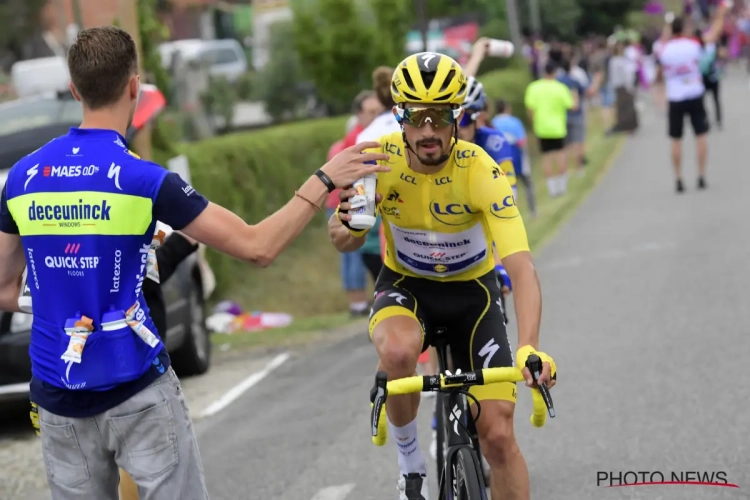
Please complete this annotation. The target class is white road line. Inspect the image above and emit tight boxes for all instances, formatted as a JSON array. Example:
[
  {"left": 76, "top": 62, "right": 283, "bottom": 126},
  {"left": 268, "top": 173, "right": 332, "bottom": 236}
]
[
  {"left": 310, "top": 483, "right": 356, "bottom": 500},
  {"left": 200, "top": 352, "right": 290, "bottom": 418}
]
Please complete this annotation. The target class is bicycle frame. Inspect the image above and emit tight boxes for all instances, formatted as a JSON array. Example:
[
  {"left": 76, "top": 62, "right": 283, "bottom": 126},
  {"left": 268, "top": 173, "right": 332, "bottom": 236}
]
[
  {"left": 432, "top": 328, "right": 488, "bottom": 499},
  {"left": 369, "top": 341, "right": 554, "bottom": 498}
]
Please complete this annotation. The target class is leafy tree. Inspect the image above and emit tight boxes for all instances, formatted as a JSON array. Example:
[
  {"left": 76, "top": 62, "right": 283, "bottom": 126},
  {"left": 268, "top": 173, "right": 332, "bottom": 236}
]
[
  {"left": 0, "top": 0, "right": 47, "bottom": 62},
  {"left": 368, "top": 0, "right": 413, "bottom": 67},
  {"left": 577, "top": 0, "right": 649, "bottom": 36},
  {"left": 137, "top": 0, "right": 171, "bottom": 95},
  {"left": 293, "top": 0, "right": 376, "bottom": 114},
  {"left": 516, "top": 0, "right": 582, "bottom": 41},
  {"left": 425, "top": 0, "right": 490, "bottom": 19},
  {"left": 256, "top": 20, "right": 308, "bottom": 122}
]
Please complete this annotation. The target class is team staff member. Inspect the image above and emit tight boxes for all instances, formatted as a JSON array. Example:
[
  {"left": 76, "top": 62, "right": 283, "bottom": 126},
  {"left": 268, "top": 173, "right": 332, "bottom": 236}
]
[
  {"left": 329, "top": 52, "right": 556, "bottom": 500},
  {"left": 0, "top": 26, "right": 388, "bottom": 500}
]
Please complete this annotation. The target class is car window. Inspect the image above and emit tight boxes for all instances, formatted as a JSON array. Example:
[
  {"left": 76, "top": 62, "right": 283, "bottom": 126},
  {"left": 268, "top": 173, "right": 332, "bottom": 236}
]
[
  {"left": 0, "top": 98, "right": 82, "bottom": 136},
  {"left": 201, "top": 47, "right": 239, "bottom": 65}
]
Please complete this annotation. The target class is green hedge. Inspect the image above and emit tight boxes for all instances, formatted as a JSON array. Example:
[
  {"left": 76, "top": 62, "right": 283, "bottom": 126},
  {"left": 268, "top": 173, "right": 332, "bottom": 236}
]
[
  {"left": 176, "top": 116, "right": 347, "bottom": 295},
  {"left": 174, "top": 66, "right": 533, "bottom": 312},
  {"left": 481, "top": 57, "right": 533, "bottom": 127}
]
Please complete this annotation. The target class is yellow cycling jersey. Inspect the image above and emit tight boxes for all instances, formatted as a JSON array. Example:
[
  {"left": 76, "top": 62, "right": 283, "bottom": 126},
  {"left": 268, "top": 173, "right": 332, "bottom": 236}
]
[{"left": 344, "top": 132, "right": 530, "bottom": 282}]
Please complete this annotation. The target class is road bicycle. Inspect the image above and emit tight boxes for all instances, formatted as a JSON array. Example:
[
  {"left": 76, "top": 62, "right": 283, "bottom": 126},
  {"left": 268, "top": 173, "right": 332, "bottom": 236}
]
[{"left": 370, "top": 327, "right": 555, "bottom": 499}]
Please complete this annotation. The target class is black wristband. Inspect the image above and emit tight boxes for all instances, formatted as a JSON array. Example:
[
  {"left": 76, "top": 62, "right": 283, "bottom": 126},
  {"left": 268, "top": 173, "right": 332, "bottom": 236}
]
[{"left": 314, "top": 169, "right": 336, "bottom": 193}]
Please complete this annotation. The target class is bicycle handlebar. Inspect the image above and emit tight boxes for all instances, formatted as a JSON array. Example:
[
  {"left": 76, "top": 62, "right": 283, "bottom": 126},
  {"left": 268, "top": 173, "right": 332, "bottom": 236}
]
[{"left": 369, "top": 354, "right": 555, "bottom": 446}]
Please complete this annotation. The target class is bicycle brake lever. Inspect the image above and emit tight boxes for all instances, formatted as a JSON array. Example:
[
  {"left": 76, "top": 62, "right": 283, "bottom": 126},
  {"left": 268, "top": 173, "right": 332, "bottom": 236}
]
[
  {"left": 370, "top": 371, "right": 388, "bottom": 436},
  {"left": 526, "top": 354, "right": 556, "bottom": 418}
]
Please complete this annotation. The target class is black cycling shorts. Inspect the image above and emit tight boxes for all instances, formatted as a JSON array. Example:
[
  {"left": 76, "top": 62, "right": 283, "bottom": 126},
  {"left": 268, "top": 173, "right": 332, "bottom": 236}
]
[
  {"left": 668, "top": 96, "right": 709, "bottom": 139},
  {"left": 538, "top": 137, "right": 566, "bottom": 153},
  {"left": 368, "top": 266, "right": 516, "bottom": 403}
]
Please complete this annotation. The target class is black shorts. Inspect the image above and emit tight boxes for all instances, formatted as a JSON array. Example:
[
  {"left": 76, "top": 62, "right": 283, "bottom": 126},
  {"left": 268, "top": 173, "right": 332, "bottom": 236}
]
[
  {"left": 538, "top": 137, "right": 565, "bottom": 153},
  {"left": 368, "top": 266, "right": 516, "bottom": 402},
  {"left": 668, "top": 96, "right": 709, "bottom": 139}
]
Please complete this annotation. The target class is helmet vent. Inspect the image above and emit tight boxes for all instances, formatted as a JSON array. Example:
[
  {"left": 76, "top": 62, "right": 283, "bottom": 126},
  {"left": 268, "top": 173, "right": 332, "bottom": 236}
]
[
  {"left": 439, "top": 70, "right": 456, "bottom": 92},
  {"left": 402, "top": 69, "right": 417, "bottom": 92}
]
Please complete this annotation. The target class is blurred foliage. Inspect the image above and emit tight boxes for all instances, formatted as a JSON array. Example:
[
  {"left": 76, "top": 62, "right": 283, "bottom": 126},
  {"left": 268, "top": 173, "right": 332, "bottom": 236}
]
[
  {"left": 367, "top": 0, "right": 413, "bottom": 67},
  {"left": 255, "top": 21, "right": 308, "bottom": 122},
  {"left": 292, "top": 0, "right": 411, "bottom": 115},
  {"left": 292, "top": 0, "right": 377, "bottom": 115},
  {"left": 514, "top": 0, "right": 648, "bottom": 40},
  {"left": 235, "top": 71, "right": 256, "bottom": 101},
  {"left": 115, "top": 0, "right": 174, "bottom": 157},
  {"left": 0, "top": 0, "right": 46, "bottom": 61},
  {"left": 426, "top": 0, "right": 491, "bottom": 18},
  {"left": 138, "top": 0, "right": 171, "bottom": 94},
  {"left": 577, "top": 0, "right": 649, "bottom": 36},
  {"left": 201, "top": 75, "right": 237, "bottom": 132}
]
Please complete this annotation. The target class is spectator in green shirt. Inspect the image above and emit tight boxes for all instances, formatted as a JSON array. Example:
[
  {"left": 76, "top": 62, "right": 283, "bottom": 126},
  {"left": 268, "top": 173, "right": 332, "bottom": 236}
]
[
  {"left": 525, "top": 61, "right": 577, "bottom": 197},
  {"left": 360, "top": 215, "right": 382, "bottom": 283}
]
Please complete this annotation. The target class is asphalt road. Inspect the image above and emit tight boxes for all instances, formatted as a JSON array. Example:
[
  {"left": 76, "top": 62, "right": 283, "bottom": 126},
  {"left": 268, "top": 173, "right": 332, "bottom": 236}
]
[{"left": 196, "top": 71, "right": 750, "bottom": 500}]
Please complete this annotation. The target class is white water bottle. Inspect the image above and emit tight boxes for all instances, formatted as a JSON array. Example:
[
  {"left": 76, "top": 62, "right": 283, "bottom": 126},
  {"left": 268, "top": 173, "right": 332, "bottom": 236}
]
[
  {"left": 488, "top": 39, "right": 514, "bottom": 58},
  {"left": 18, "top": 266, "right": 32, "bottom": 313},
  {"left": 348, "top": 174, "right": 377, "bottom": 230}
]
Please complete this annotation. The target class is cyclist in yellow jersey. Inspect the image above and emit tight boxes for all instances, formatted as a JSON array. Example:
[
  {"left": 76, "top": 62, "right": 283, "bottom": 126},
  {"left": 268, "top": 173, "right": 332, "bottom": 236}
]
[{"left": 328, "top": 53, "right": 556, "bottom": 500}]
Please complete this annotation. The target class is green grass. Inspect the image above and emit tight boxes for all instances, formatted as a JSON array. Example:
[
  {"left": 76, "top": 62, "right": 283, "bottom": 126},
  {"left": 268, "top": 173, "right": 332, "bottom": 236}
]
[
  {"left": 523, "top": 114, "right": 625, "bottom": 251},
  {"left": 210, "top": 112, "right": 625, "bottom": 351}
]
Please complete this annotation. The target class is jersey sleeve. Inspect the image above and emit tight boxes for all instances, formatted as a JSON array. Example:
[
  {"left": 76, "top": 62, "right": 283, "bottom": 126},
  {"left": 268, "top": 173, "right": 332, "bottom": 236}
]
[
  {"left": 153, "top": 172, "right": 209, "bottom": 230},
  {"left": 469, "top": 158, "right": 530, "bottom": 260},
  {"left": 483, "top": 134, "right": 517, "bottom": 188},
  {"left": 0, "top": 184, "right": 18, "bottom": 234}
]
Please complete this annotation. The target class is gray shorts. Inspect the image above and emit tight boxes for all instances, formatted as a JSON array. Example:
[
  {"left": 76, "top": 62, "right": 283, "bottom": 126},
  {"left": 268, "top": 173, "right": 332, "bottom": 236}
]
[
  {"left": 566, "top": 115, "right": 586, "bottom": 144},
  {"left": 37, "top": 368, "right": 208, "bottom": 500}
]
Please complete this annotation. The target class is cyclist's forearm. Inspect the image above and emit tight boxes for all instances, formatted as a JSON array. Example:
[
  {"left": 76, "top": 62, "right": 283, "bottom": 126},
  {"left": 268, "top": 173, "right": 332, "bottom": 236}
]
[{"left": 507, "top": 258, "right": 542, "bottom": 349}]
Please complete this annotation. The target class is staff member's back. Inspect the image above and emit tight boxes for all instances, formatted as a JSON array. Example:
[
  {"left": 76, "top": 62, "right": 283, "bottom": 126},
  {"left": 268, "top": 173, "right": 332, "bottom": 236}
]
[{"left": 0, "top": 26, "right": 387, "bottom": 500}]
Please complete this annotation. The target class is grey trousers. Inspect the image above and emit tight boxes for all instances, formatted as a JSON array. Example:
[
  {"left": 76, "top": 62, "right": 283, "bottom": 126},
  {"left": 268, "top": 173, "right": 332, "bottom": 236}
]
[{"left": 37, "top": 367, "right": 209, "bottom": 500}]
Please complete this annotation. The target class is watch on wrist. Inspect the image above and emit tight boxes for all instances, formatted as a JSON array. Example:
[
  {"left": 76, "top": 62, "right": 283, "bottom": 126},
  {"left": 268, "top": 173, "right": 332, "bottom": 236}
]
[{"left": 314, "top": 169, "right": 336, "bottom": 193}]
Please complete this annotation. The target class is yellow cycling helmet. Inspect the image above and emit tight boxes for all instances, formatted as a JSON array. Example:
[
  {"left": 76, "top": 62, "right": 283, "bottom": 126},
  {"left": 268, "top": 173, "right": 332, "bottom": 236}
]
[{"left": 391, "top": 52, "right": 468, "bottom": 105}]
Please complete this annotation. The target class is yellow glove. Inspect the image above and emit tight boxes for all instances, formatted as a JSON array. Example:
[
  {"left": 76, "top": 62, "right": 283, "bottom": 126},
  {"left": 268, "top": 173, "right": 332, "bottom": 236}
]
[{"left": 516, "top": 345, "right": 557, "bottom": 380}]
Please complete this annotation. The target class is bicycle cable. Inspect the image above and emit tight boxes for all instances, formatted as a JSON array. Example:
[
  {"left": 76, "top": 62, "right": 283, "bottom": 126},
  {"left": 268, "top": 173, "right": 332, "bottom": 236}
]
[{"left": 440, "top": 387, "right": 481, "bottom": 438}]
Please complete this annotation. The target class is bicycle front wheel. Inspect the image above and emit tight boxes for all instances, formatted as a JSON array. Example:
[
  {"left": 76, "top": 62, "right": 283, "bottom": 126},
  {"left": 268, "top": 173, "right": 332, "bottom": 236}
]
[{"left": 451, "top": 447, "right": 486, "bottom": 499}]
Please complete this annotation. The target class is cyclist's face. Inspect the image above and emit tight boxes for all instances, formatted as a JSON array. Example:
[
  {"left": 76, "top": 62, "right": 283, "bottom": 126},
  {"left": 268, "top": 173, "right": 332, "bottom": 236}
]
[{"left": 398, "top": 104, "right": 458, "bottom": 165}]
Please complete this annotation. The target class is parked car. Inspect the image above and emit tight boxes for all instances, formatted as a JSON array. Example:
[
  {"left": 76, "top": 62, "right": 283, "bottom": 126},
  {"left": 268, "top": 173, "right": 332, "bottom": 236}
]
[
  {"left": 158, "top": 39, "right": 248, "bottom": 83},
  {"left": 10, "top": 56, "right": 70, "bottom": 98},
  {"left": 0, "top": 89, "right": 215, "bottom": 403}
]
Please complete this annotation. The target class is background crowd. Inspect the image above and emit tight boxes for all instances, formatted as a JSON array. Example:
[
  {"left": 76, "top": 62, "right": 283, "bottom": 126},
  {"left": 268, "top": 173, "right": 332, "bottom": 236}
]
[{"left": 326, "top": 0, "right": 747, "bottom": 316}]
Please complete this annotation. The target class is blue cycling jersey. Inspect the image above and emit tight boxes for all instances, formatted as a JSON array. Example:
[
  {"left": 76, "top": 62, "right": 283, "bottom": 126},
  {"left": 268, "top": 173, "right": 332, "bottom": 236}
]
[
  {"left": 0, "top": 128, "right": 208, "bottom": 417},
  {"left": 474, "top": 126, "right": 518, "bottom": 187},
  {"left": 490, "top": 115, "right": 527, "bottom": 177}
]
